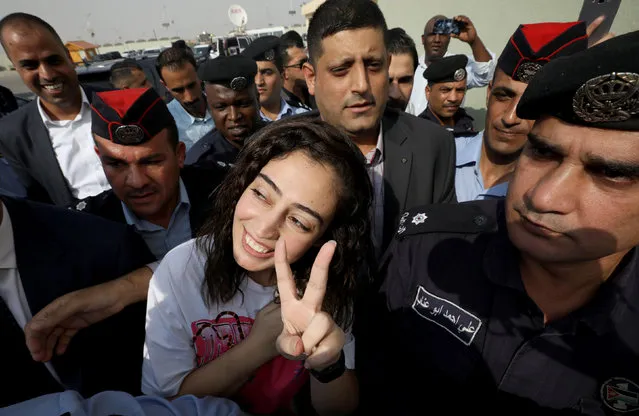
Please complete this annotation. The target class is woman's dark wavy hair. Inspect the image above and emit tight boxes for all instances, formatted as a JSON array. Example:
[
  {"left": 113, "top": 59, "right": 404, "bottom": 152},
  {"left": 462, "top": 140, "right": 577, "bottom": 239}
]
[{"left": 197, "top": 115, "right": 373, "bottom": 328}]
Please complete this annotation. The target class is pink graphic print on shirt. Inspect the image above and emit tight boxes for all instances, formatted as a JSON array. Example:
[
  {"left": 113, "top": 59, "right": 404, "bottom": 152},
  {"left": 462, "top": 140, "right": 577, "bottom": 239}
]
[{"left": 191, "top": 311, "right": 308, "bottom": 414}]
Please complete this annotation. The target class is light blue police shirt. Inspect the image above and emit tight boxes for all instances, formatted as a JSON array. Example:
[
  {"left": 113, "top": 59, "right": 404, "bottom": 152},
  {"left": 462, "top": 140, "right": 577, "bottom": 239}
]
[
  {"left": 167, "top": 99, "right": 215, "bottom": 151},
  {"left": 122, "top": 178, "right": 192, "bottom": 260},
  {"left": 259, "top": 98, "right": 307, "bottom": 122},
  {"left": 455, "top": 131, "right": 509, "bottom": 202}
]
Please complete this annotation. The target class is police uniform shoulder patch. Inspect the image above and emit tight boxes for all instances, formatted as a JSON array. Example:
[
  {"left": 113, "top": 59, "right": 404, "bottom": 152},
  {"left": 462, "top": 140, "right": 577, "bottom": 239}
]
[
  {"left": 396, "top": 201, "right": 499, "bottom": 238},
  {"left": 601, "top": 377, "right": 639, "bottom": 413}
]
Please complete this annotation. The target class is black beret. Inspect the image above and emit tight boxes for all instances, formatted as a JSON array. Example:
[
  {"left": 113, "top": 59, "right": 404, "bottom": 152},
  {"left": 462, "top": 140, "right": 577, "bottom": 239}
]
[
  {"left": 91, "top": 88, "right": 175, "bottom": 145},
  {"left": 423, "top": 54, "right": 468, "bottom": 84},
  {"left": 197, "top": 56, "right": 257, "bottom": 91},
  {"left": 498, "top": 21, "right": 587, "bottom": 83},
  {"left": 242, "top": 36, "right": 281, "bottom": 62},
  {"left": 517, "top": 30, "right": 639, "bottom": 131}
]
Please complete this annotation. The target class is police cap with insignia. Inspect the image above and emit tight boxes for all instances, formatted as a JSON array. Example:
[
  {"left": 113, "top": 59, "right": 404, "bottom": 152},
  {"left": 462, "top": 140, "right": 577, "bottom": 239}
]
[
  {"left": 517, "top": 30, "right": 639, "bottom": 131},
  {"left": 91, "top": 88, "right": 175, "bottom": 145},
  {"left": 197, "top": 55, "right": 257, "bottom": 92},
  {"left": 423, "top": 54, "right": 468, "bottom": 84},
  {"left": 498, "top": 21, "right": 587, "bottom": 84},
  {"left": 241, "top": 36, "right": 283, "bottom": 71}
]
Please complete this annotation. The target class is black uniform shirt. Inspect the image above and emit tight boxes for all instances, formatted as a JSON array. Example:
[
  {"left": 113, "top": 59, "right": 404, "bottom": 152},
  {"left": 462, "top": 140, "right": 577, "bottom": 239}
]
[
  {"left": 418, "top": 106, "right": 476, "bottom": 138},
  {"left": 184, "top": 128, "right": 240, "bottom": 168},
  {"left": 376, "top": 200, "right": 639, "bottom": 415}
]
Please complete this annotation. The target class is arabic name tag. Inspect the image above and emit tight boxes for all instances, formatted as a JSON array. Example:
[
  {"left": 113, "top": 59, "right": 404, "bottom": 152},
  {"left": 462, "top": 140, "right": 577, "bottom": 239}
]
[{"left": 411, "top": 286, "right": 483, "bottom": 346}]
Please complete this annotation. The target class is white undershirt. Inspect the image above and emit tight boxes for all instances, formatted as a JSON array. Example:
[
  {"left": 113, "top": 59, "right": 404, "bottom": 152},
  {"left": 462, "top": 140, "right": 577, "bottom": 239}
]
[
  {"left": 0, "top": 202, "right": 62, "bottom": 383},
  {"left": 37, "top": 89, "right": 111, "bottom": 199}
]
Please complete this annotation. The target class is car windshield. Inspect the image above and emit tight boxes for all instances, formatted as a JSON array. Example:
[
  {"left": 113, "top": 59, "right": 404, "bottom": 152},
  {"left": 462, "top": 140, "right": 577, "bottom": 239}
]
[{"left": 193, "top": 47, "right": 208, "bottom": 57}]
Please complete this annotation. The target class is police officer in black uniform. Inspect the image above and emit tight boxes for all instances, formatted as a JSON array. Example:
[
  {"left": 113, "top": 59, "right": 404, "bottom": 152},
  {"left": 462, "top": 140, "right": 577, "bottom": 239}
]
[
  {"left": 369, "top": 31, "right": 639, "bottom": 414},
  {"left": 418, "top": 54, "right": 476, "bottom": 137},
  {"left": 185, "top": 56, "right": 266, "bottom": 167}
]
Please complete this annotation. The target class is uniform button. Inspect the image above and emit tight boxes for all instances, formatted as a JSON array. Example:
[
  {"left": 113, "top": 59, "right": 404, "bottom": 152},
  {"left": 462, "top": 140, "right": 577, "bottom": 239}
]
[
  {"left": 203, "top": 144, "right": 210, "bottom": 149},
  {"left": 473, "top": 215, "right": 487, "bottom": 226},
  {"left": 401, "top": 157, "right": 407, "bottom": 164}
]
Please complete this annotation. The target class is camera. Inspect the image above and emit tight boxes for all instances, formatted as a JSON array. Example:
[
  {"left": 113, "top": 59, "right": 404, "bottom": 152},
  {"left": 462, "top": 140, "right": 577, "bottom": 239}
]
[{"left": 433, "top": 19, "right": 467, "bottom": 35}]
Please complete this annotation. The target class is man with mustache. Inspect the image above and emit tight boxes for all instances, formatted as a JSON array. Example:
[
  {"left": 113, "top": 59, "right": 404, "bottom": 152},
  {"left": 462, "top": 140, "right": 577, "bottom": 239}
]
[
  {"left": 455, "top": 22, "right": 589, "bottom": 202},
  {"left": 158, "top": 47, "right": 215, "bottom": 151},
  {"left": 20, "top": 88, "right": 226, "bottom": 386},
  {"left": 73, "top": 87, "right": 225, "bottom": 261},
  {"left": 186, "top": 56, "right": 264, "bottom": 167},
  {"left": 0, "top": 13, "right": 111, "bottom": 206},
  {"left": 371, "top": 30, "right": 639, "bottom": 414},
  {"left": 418, "top": 54, "right": 476, "bottom": 137},
  {"left": 387, "top": 28, "right": 418, "bottom": 113},
  {"left": 406, "top": 14, "right": 494, "bottom": 116},
  {"left": 303, "top": 0, "right": 456, "bottom": 257}
]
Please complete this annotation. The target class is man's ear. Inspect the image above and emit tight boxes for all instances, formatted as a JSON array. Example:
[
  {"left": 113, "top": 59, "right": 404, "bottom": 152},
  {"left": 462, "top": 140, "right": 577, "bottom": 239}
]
[
  {"left": 425, "top": 85, "right": 431, "bottom": 101},
  {"left": 486, "top": 80, "right": 493, "bottom": 107},
  {"left": 176, "top": 141, "right": 186, "bottom": 169},
  {"left": 302, "top": 62, "right": 316, "bottom": 96}
]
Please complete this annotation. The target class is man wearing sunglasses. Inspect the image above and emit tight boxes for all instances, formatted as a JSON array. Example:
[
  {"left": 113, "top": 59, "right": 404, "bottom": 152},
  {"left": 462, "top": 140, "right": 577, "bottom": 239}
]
[
  {"left": 280, "top": 30, "right": 315, "bottom": 110},
  {"left": 242, "top": 36, "right": 308, "bottom": 122}
]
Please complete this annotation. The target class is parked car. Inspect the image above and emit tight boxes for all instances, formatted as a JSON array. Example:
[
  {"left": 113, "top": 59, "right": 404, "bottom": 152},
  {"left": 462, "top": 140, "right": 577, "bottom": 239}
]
[
  {"left": 140, "top": 48, "right": 162, "bottom": 60},
  {"left": 75, "top": 58, "right": 169, "bottom": 100}
]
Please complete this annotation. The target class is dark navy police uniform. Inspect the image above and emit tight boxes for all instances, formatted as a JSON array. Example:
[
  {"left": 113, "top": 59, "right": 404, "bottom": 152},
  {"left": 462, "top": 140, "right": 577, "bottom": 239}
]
[{"left": 376, "top": 200, "right": 639, "bottom": 414}]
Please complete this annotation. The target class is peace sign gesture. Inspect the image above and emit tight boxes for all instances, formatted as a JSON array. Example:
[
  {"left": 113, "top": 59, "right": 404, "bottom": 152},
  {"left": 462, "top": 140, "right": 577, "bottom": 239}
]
[{"left": 274, "top": 239, "right": 345, "bottom": 370}]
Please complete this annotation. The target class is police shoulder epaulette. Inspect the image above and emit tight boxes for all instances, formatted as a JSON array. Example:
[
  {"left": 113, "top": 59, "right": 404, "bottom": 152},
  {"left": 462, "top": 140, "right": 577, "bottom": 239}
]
[{"left": 396, "top": 201, "right": 499, "bottom": 239}]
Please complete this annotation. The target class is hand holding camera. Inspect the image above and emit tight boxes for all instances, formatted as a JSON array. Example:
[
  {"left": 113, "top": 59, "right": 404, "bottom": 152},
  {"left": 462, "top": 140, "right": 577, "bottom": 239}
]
[{"left": 434, "top": 15, "right": 478, "bottom": 45}]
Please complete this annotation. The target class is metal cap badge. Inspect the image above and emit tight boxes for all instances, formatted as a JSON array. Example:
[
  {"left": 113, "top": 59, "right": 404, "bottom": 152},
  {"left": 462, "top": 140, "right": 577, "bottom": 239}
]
[
  {"left": 514, "top": 61, "right": 544, "bottom": 84},
  {"left": 230, "top": 76, "right": 248, "bottom": 91},
  {"left": 91, "top": 88, "right": 175, "bottom": 146},
  {"left": 572, "top": 72, "right": 639, "bottom": 124},
  {"left": 453, "top": 68, "right": 467, "bottom": 82},
  {"left": 114, "top": 125, "right": 146, "bottom": 144}
]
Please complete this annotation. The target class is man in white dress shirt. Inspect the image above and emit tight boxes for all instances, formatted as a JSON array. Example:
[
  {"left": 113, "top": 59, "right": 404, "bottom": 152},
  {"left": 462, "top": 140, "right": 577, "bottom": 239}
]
[
  {"left": 0, "top": 13, "right": 111, "bottom": 206},
  {"left": 406, "top": 14, "right": 496, "bottom": 116}
]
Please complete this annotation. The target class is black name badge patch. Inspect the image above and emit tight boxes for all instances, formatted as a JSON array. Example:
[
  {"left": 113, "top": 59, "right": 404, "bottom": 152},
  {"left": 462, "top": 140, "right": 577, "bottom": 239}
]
[{"left": 411, "top": 286, "right": 482, "bottom": 346}]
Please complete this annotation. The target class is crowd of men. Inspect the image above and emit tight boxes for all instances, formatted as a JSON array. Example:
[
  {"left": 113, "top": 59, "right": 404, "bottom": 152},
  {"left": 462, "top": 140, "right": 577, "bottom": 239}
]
[{"left": 0, "top": 0, "right": 637, "bottom": 414}]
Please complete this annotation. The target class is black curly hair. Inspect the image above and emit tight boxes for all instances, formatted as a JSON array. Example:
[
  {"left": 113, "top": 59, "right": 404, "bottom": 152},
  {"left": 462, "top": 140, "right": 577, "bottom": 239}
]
[{"left": 197, "top": 115, "right": 373, "bottom": 328}]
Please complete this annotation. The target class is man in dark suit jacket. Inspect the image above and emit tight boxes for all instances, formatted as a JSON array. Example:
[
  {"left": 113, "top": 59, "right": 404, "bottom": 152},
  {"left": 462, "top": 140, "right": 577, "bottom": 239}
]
[
  {"left": 303, "top": 0, "right": 456, "bottom": 255},
  {"left": 0, "top": 13, "right": 111, "bottom": 206},
  {"left": 0, "top": 157, "right": 26, "bottom": 198},
  {"left": 73, "top": 87, "right": 226, "bottom": 261},
  {"left": 301, "top": 1, "right": 456, "bottom": 411},
  {"left": 0, "top": 195, "right": 155, "bottom": 407}
]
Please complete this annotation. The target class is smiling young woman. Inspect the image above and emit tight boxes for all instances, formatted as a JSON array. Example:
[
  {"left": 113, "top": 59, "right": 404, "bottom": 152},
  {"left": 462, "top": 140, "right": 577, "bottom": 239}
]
[{"left": 142, "top": 115, "right": 374, "bottom": 415}]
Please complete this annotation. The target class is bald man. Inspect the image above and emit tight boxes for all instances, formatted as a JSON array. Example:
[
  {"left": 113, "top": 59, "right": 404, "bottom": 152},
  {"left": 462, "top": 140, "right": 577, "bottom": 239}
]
[
  {"left": 406, "top": 14, "right": 495, "bottom": 116},
  {"left": 0, "top": 12, "right": 111, "bottom": 206}
]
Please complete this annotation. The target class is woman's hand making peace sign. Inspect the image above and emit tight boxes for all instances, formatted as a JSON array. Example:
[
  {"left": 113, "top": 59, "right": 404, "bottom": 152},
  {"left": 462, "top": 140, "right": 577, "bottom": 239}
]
[{"left": 274, "top": 239, "right": 345, "bottom": 370}]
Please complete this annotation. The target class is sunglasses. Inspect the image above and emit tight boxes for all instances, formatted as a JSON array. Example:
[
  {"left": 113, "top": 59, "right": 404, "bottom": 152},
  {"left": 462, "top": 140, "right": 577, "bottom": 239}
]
[{"left": 284, "top": 58, "right": 309, "bottom": 69}]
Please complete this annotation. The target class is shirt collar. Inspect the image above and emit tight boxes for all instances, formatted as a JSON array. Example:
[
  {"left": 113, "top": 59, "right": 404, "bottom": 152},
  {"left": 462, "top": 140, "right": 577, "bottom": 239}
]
[
  {"left": 365, "top": 122, "right": 384, "bottom": 165},
  {"left": 37, "top": 87, "right": 89, "bottom": 125},
  {"left": 260, "top": 98, "right": 294, "bottom": 121},
  {"left": 456, "top": 130, "right": 484, "bottom": 167},
  {"left": 172, "top": 98, "right": 212, "bottom": 125},
  {"left": 0, "top": 202, "right": 17, "bottom": 269},
  {"left": 122, "top": 178, "right": 191, "bottom": 230}
]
